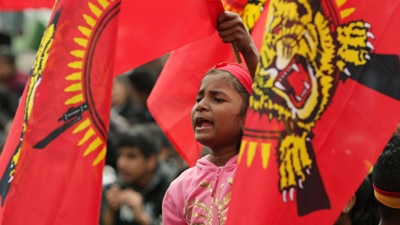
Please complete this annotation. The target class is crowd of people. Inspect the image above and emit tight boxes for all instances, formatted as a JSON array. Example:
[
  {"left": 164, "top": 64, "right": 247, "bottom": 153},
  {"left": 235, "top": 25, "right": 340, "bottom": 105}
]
[{"left": 1, "top": 9, "right": 400, "bottom": 225}]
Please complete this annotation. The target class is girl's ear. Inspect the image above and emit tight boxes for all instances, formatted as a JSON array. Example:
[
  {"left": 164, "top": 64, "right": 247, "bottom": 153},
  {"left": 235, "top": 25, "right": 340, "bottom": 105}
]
[
  {"left": 343, "top": 195, "right": 356, "bottom": 213},
  {"left": 239, "top": 118, "right": 245, "bottom": 130}
]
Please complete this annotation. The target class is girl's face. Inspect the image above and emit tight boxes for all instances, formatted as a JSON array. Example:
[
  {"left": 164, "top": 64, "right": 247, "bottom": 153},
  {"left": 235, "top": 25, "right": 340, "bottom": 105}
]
[{"left": 191, "top": 71, "right": 245, "bottom": 152}]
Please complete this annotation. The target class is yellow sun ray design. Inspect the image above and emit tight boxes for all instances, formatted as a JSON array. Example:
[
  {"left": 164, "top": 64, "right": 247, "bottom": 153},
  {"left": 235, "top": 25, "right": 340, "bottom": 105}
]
[
  {"left": 65, "top": 0, "right": 113, "bottom": 166},
  {"left": 335, "top": 0, "right": 355, "bottom": 19}
]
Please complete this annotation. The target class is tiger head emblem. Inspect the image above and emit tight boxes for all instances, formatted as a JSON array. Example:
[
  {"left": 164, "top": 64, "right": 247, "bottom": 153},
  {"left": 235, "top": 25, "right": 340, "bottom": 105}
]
[{"left": 246, "top": 0, "right": 374, "bottom": 215}]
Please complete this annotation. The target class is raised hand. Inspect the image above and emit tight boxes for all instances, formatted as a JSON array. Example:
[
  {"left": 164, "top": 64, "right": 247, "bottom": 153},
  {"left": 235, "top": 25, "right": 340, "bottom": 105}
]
[{"left": 217, "top": 11, "right": 259, "bottom": 77}]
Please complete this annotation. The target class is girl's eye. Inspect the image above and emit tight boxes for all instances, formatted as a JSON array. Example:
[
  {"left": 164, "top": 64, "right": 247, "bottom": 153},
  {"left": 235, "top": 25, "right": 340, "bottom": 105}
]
[
  {"left": 196, "top": 97, "right": 202, "bottom": 103},
  {"left": 213, "top": 97, "right": 224, "bottom": 103}
]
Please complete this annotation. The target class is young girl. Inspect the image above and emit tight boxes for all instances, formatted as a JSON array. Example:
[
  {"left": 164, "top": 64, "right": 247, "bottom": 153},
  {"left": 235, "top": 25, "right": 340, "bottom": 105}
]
[
  {"left": 161, "top": 11, "right": 258, "bottom": 225},
  {"left": 162, "top": 61, "right": 252, "bottom": 225}
]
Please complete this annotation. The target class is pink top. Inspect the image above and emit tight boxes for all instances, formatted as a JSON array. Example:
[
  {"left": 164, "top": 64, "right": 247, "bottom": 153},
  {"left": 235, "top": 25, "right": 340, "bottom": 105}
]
[{"left": 162, "top": 154, "right": 238, "bottom": 225}]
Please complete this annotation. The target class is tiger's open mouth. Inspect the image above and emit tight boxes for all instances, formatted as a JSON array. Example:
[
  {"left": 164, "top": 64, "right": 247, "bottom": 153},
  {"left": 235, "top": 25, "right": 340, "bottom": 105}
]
[{"left": 273, "top": 55, "right": 312, "bottom": 109}]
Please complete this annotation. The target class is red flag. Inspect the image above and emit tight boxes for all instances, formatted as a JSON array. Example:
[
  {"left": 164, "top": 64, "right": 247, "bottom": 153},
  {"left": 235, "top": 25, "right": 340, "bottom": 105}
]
[
  {"left": 226, "top": 0, "right": 400, "bottom": 224},
  {"left": 0, "top": 0, "right": 222, "bottom": 78},
  {"left": 113, "top": 0, "right": 224, "bottom": 76},
  {"left": 0, "top": 0, "right": 119, "bottom": 223},
  {"left": 0, "top": 0, "right": 53, "bottom": 10},
  {"left": 147, "top": 0, "right": 265, "bottom": 166}
]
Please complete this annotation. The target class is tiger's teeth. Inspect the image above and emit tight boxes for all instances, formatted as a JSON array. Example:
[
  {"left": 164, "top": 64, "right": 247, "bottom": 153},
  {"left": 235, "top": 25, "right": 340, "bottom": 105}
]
[
  {"left": 295, "top": 95, "right": 302, "bottom": 101},
  {"left": 267, "top": 68, "right": 278, "bottom": 77},
  {"left": 275, "top": 81, "right": 285, "bottom": 90},
  {"left": 292, "top": 64, "right": 299, "bottom": 73},
  {"left": 303, "top": 81, "right": 310, "bottom": 89}
]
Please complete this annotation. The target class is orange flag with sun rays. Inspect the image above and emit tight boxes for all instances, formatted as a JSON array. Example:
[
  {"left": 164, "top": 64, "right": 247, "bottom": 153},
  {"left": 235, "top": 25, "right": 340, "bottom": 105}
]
[
  {"left": 226, "top": 0, "right": 400, "bottom": 224},
  {"left": 0, "top": 0, "right": 118, "bottom": 223}
]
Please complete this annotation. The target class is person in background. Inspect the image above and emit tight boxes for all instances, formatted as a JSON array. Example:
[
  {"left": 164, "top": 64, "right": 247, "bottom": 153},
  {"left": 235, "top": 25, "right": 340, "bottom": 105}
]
[
  {"left": 0, "top": 46, "right": 28, "bottom": 97},
  {"left": 101, "top": 127, "right": 172, "bottom": 225},
  {"left": 334, "top": 175, "right": 380, "bottom": 225},
  {"left": 372, "top": 133, "right": 400, "bottom": 225},
  {"left": 126, "top": 69, "right": 157, "bottom": 123}
]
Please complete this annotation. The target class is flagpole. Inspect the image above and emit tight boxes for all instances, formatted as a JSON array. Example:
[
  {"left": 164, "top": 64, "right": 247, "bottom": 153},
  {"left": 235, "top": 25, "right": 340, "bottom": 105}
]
[{"left": 230, "top": 44, "right": 242, "bottom": 63}]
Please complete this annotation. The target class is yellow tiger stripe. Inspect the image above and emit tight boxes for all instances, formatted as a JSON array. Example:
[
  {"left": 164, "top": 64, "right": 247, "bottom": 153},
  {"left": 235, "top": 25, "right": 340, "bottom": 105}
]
[
  {"left": 261, "top": 143, "right": 271, "bottom": 169},
  {"left": 247, "top": 142, "right": 257, "bottom": 167}
]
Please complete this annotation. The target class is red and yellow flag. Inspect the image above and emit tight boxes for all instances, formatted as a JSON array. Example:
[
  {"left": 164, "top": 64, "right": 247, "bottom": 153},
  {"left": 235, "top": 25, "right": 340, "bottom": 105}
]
[
  {"left": 0, "top": 0, "right": 227, "bottom": 223},
  {"left": 226, "top": 0, "right": 400, "bottom": 224},
  {"left": 0, "top": 0, "right": 119, "bottom": 223},
  {"left": 0, "top": 0, "right": 222, "bottom": 78},
  {"left": 114, "top": 0, "right": 224, "bottom": 76}
]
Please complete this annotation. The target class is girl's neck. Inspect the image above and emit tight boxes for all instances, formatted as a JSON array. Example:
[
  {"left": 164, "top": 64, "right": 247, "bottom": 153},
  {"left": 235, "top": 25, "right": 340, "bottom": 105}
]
[{"left": 209, "top": 149, "right": 238, "bottom": 166}]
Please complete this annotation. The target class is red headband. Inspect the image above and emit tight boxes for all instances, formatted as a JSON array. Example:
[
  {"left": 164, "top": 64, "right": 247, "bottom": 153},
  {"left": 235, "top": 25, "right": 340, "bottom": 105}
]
[{"left": 213, "top": 62, "right": 253, "bottom": 94}]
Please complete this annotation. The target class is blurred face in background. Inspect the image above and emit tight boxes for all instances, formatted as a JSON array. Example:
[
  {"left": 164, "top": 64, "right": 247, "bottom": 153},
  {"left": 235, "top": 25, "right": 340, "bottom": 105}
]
[
  {"left": 112, "top": 78, "right": 129, "bottom": 107},
  {"left": 116, "top": 146, "right": 156, "bottom": 188},
  {"left": 0, "top": 56, "right": 14, "bottom": 83}
]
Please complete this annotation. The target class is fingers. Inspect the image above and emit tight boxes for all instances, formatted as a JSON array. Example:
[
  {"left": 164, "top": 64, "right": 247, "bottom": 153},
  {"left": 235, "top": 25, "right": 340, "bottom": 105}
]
[
  {"left": 105, "top": 185, "right": 121, "bottom": 210},
  {"left": 217, "top": 11, "right": 244, "bottom": 33},
  {"left": 217, "top": 11, "right": 241, "bottom": 24},
  {"left": 119, "top": 189, "right": 143, "bottom": 210}
]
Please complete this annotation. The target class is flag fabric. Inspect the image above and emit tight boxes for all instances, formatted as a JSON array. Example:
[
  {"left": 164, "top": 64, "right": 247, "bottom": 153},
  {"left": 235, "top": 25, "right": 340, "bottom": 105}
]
[
  {"left": 0, "top": 0, "right": 229, "bottom": 223},
  {"left": 0, "top": 0, "right": 119, "bottom": 223},
  {"left": 113, "top": 0, "right": 224, "bottom": 76},
  {"left": 0, "top": 0, "right": 53, "bottom": 10},
  {"left": 226, "top": 0, "right": 400, "bottom": 224},
  {"left": 0, "top": 0, "right": 222, "bottom": 77},
  {"left": 146, "top": 0, "right": 266, "bottom": 166}
]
